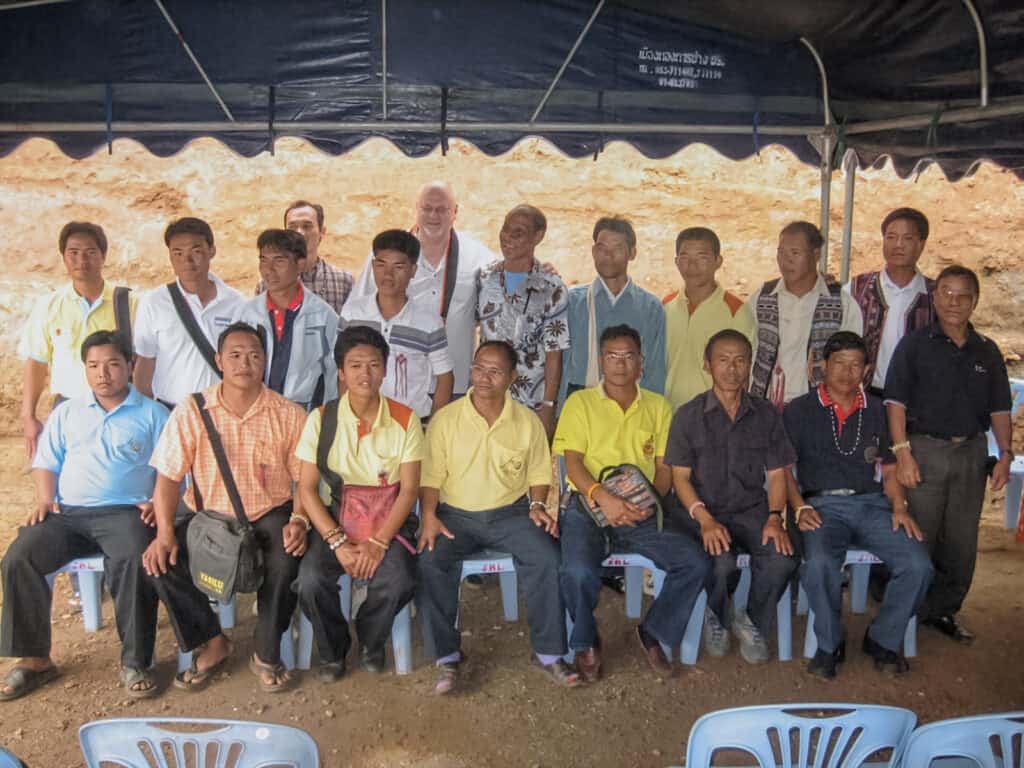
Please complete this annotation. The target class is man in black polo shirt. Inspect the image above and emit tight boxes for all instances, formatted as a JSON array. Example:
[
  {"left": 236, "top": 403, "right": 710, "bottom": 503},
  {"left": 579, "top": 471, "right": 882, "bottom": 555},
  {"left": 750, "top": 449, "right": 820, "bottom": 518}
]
[
  {"left": 885, "top": 264, "right": 1013, "bottom": 644},
  {"left": 666, "top": 329, "right": 797, "bottom": 664},
  {"left": 785, "top": 331, "right": 933, "bottom": 678}
]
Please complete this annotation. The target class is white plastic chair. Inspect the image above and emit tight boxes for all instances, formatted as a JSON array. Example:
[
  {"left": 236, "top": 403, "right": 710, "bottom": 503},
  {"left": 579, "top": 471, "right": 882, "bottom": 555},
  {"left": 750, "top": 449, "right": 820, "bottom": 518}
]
[
  {"left": 685, "top": 703, "right": 917, "bottom": 768},
  {"left": 79, "top": 717, "right": 318, "bottom": 767},
  {"left": 899, "top": 711, "right": 1024, "bottom": 768}
]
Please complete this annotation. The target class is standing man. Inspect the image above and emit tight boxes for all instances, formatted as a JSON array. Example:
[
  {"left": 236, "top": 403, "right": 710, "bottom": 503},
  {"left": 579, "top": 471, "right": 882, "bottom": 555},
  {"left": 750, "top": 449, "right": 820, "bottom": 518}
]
[
  {"left": 784, "top": 332, "right": 932, "bottom": 678},
  {"left": 19, "top": 221, "right": 137, "bottom": 459},
  {"left": 663, "top": 227, "right": 755, "bottom": 410},
  {"left": 256, "top": 200, "right": 354, "bottom": 315},
  {"left": 235, "top": 229, "right": 339, "bottom": 411},
  {"left": 666, "top": 330, "right": 798, "bottom": 664},
  {"left": 351, "top": 182, "right": 497, "bottom": 397},
  {"left": 418, "top": 340, "right": 579, "bottom": 693},
  {"left": 477, "top": 204, "right": 570, "bottom": 439},
  {"left": 134, "top": 217, "right": 245, "bottom": 409},
  {"left": 747, "top": 222, "right": 863, "bottom": 407},
  {"left": 556, "top": 325, "right": 709, "bottom": 680},
  {"left": 563, "top": 217, "right": 665, "bottom": 398},
  {"left": 144, "top": 322, "right": 310, "bottom": 692},
  {"left": 885, "top": 265, "right": 1013, "bottom": 644},
  {"left": 847, "top": 208, "right": 935, "bottom": 395},
  {"left": 295, "top": 326, "right": 421, "bottom": 678},
  {"left": 342, "top": 230, "right": 455, "bottom": 420},
  {"left": 1, "top": 331, "right": 168, "bottom": 701}
]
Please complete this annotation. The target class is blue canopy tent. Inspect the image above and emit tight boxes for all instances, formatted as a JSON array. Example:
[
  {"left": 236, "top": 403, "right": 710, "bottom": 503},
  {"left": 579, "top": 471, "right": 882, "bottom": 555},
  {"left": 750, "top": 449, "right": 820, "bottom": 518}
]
[{"left": 2, "top": 0, "right": 1022, "bottom": 278}]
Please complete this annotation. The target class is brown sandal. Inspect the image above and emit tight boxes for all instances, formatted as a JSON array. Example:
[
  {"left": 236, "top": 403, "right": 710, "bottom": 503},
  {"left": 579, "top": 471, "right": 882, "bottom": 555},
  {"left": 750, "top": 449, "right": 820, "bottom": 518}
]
[
  {"left": 249, "top": 654, "right": 294, "bottom": 694},
  {"left": 531, "top": 657, "right": 581, "bottom": 688}
]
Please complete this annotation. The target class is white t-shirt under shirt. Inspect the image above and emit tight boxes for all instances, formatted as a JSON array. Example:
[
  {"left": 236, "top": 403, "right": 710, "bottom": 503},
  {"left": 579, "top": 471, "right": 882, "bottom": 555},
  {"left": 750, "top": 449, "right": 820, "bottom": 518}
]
[
  {"left": 133, "top": 274, "right": 245, "bottom": 406},
  {"left": 871, "top": 270, "right": 927, "bottom": 388},
  {"left": 340, "top": 294, "right": 454, "bottom": 418}
]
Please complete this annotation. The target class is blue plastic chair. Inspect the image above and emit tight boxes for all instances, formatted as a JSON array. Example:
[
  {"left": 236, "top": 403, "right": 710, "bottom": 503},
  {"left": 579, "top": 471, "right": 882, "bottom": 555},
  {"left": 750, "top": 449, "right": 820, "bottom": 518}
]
[
  {"left": 0, "top": 747, "right": 25, "bottom": 767},
  {"left": 987, "top": 378, "right": 1024, "bottom": 530},
  {"left": 899, "top": 711, "right": 1024, "bottom": 768},
  {"left": 685, "top": 703, "right": 917, "bottom": 768},
  {"left": 79, "top": 717, "right": 319, "bottom": 767}
]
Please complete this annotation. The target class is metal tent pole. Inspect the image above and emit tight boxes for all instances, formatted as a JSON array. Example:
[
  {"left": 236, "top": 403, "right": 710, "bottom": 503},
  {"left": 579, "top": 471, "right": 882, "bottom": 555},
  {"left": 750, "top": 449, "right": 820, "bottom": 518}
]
[
  {"left": 530, "top": 0, "right": 605, "bottom": 123},
  {"left": 840, "top": 150, "right": 857, "bottom": 283},
  {"left": 960, "top": 0, "right": 989, "bottom": 108},
  {"left": 800, "top": 37, "right": 834, "bottom": 273},
  {"left": 381, "top": 0, "right": 389, "bottom": 119}
]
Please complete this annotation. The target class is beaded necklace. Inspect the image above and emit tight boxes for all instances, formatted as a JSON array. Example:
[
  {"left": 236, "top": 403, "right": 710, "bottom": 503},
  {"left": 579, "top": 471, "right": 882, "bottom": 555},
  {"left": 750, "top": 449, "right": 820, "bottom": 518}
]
[{"left": 828, "top": 397, "right": 863, "bottom": 457}]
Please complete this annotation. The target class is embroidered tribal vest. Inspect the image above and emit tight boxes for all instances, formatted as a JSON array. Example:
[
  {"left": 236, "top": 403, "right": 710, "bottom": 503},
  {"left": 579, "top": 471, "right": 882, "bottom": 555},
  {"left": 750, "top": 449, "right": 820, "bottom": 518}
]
[
  {"left": 751, "top": 278, "right": 843, "bottom": 399},
  {"left": 849, "top": 271, "right": 935, "bottom": 379}
]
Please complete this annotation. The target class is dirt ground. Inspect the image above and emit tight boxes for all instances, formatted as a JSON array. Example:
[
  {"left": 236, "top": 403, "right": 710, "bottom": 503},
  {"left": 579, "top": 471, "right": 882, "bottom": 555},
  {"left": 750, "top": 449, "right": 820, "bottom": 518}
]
[{"left": 0, "top": 435, "right": 1021, "bottom": 767}]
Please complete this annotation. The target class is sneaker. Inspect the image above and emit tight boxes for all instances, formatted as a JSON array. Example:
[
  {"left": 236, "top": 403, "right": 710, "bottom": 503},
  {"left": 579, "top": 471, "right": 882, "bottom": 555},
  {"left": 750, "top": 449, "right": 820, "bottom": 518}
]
[
  {"left": 734, "top": 612, "right": 770, "bottom": 665},
  {"left": 702, "top": 608, "right": 730, "bottom": 657}
]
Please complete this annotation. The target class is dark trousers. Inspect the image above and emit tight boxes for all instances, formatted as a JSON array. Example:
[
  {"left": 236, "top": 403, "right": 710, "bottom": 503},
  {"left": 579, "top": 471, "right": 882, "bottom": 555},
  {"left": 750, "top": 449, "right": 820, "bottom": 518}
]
[
  {"left": 801, "top": 493, "right": 933, "bottom": 653},
  {"left": 1, "top": 506, "right": 158, "bottom": 667},
  {"left": 907, "top": 433, "right": 988, "bottom": 620},
  {"left": 559, "top": 496, "right": 709, "bottom": 650},
  {"left": 675, "top": 507, "right": 798, "bottom": 640},
  {"left": 418, "top": 499, "right": 566, "bottom": 658},
  {"left": 295, "top": 532, "right": 416, "bottom": 663}
]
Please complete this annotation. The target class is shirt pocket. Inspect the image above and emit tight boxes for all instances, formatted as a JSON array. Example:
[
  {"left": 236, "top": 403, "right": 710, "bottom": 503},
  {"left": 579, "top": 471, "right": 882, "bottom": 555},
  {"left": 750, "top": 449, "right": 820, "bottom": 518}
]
[
  {"left": 628, "top": 429, "right": 657, "bottom": 470},
  {"left": 105, "top": 423, "right": 150, "bottom": 464},
  {"left": 491, "top": 443, "right": 528, "bottom": 486},
  {"left": 734, "top": 436, "right": 770, "bottom": 492}
]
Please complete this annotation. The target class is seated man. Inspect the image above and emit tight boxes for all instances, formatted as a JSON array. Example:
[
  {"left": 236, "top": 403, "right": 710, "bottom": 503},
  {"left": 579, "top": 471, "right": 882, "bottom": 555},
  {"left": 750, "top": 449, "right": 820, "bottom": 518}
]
[
  {"left": 295, "top": 326, "right": 421, "bottom": 678},
  {"left": 418, "top": 340, "right": 579, "bottom": 693},
  {"left": 555, "top": 325, "right": 710, "bottom": 680},
  {"left": 234, "top": 228, "right": 339, "bottom": 411},
  {"left": 143, "top": 321, "right": 310, "bottom": 693},
  {"left": 666, "top": 329, "right": 798, "bottom": 664},
  {"left": 784, "top": 331, "right": 932, "bottom": 678},
  {"left": 2, "top": 331, "right": 168, "bottom": 701}
]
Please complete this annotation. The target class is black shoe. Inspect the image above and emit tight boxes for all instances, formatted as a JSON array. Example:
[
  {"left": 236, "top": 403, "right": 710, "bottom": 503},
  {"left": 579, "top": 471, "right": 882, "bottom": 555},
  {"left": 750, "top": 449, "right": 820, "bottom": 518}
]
[
  {"left": 923, "top": 614, "right": 975, "bottom": 645},
  {"left": 806, "top": 640, "right": 845, "bottom": 680},
  {"left": 862, "top": 630, "right": 909, "bottom": 675},
  {"left": 601, "top": 575, "right": 626, "bottom": 594},
  {"left": 464, "top": 574, "right": 484, "bottom": 589},
  {"left": 316, "top": 659, "right": 346, "bottom": 683},
  {"left": 360, "top": 647, "right": 387, "bottom": 674}
]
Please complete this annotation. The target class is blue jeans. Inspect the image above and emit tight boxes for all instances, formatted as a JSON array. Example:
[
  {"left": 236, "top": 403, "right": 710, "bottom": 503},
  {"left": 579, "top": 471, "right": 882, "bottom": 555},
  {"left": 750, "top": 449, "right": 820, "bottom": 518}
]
[
  {"left": 559, "top": 496, "right": 709, "bottom": 650},
  {"left": 801, "top": 493, "right": 933, "bottom": 654}
]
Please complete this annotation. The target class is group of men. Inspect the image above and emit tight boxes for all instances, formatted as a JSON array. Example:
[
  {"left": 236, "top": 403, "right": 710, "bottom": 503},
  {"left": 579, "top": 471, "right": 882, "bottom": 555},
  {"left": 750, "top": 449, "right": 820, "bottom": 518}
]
[{"left": 0, "top": 185, "right": 1014, "bottom": 701}]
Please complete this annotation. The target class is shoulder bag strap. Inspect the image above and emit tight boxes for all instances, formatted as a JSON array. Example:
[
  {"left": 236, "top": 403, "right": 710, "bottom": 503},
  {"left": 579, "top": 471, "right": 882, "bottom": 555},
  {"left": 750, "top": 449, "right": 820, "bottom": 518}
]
[
  {"left": 316, "top": 399, "right": 344, "bottom": 513},
  {"left": 113, "top": 286, "right": 132, "bottom": 344},
  {"left": 167, "top": 282, "right": 222, "bottom": 378},
  {"left": 192, "top": 392, "right": 249, "bottom": 529},
  {"left": 440, "top": 231, "right": 460, "bottom": 320}
]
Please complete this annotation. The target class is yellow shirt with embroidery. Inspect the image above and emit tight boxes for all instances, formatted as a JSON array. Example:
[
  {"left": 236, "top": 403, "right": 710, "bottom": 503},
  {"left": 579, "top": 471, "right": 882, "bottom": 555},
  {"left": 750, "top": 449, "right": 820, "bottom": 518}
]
[
  {"left": 422, "top": 389, "right": 552, "bottom": 511},
  {"left": 553, "top": 384, "right": 672, "bottom": 489},
  {"left": 18, "top": 282, "right": 139, "bottom": 399},
  {"left": 295, "top": 393, "right": 424, "bottom": 505}
]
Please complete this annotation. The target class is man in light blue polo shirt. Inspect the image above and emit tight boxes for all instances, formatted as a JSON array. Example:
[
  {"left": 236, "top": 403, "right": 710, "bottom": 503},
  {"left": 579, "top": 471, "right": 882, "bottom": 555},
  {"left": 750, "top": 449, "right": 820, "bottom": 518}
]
[{"left": 0, "top": 330, "right": 176, "bottom": 702}]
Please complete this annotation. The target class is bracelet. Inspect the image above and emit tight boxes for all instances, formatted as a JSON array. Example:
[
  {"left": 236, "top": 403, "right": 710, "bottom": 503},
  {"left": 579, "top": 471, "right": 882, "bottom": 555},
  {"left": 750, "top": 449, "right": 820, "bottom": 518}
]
[
  {"left": 891, "top": 440, "right": 912, "bottom": 453},
  {"left": 322, "top": 526, "right": 344, "bottom": 542},
  {"left": 687, "top": 500, "right": 706, "bottom": 519},
  {"left": 529, "top": 500, "right": 549, "bottom": 512},
  {"left": 288, "top": 514, "right": 311, "bottom": 532},
  {"left": 586, "top": 482, "right": 601, "bottom": 503},
  {"left": 539, "top": 399, "right": 556, "bottom": 409},
  {"left": 367, "top": 536, "right": 389, "bottom": 551},
  {"left": 328, "top": 534, "right": 348, "bottom": 551}
]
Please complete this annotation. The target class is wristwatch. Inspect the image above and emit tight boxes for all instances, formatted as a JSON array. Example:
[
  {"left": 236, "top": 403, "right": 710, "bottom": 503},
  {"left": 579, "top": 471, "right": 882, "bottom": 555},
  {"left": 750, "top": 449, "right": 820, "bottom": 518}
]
[{"left": 539, "top": 399, "right": 556, "bottom": 409}]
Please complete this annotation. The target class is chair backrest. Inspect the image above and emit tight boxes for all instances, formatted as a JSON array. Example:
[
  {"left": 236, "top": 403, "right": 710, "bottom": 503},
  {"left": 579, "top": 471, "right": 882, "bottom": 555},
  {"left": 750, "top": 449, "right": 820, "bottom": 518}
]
[
  {"left": 79, "top": 718, "right": 319, "bottom": 768},
  {"left": 0, "top": 747, "right": 25, "bottom": 768},
  {"left": 900, "top": 712, "right": 1024, "bottom": 768},
  {"left": 685, "top": 704, "right": 917, "bottom": 768}
]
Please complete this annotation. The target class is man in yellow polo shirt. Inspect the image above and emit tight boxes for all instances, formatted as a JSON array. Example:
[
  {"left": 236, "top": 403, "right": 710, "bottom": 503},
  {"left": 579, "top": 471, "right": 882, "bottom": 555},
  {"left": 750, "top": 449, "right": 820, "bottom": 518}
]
[
  {"left": 554, "top": 324, "right": 710, "bottom": 681},
  {"left": 418, "top": 340, "right": 580, "bottom": 694},
  {"left": 663, "top": 227, "right": 754, "bottom": 410},
  {"left": 19, "top": 221, "right": 137, "bottom": 459},
  {"left": 295, "top": 325, "right": 422, "bottom": 679}
]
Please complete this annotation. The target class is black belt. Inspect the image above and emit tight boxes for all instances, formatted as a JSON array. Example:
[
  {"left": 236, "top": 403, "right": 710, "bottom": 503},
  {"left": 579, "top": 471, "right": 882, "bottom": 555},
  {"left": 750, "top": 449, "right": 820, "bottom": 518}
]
[
  {"left": 803, "top": 489, "right": 860, "bottom": 498},
  {"left": 913, "top": 432, "right": 981, "bottom": 444}
]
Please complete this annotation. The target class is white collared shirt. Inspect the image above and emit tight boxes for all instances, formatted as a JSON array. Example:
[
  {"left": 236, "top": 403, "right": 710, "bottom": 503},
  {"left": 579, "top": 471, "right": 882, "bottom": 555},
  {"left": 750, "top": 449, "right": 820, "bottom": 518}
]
[
  {"left": 134, "top": 274, "right": 245, "bottom": 405},
  {"left": 873, "top": 269, "right": 927, "bottom": 388},
  {"left": 596, "top": 276, "right": 632, "bottom": 307}
]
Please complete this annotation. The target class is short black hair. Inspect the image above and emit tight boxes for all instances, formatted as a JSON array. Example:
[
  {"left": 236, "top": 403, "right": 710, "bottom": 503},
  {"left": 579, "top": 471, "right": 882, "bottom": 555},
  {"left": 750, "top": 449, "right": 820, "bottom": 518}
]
[
  {"left": 372, "top": 229, "right": 420, "bottom": 262},
  {"left": 335, "top": 325, "right": 389, "bottom": 367},
  {"left": 80, "top": 329, "right": 132, "bottom": 363},
  {"left": 780, "top": 221, "right": 824, "bottom": 251},
  {"left": 675, "top": 226, "right": 721, "bottom": 257},
  {"left": 823, "top": 331, "right": 868, "bottom": 361},
  {"left": 284, "top": 200, "right": 324, "bottom": 229},
  {"left": 59, "top": 221, "right": 108, "bottom": 255},
  {"left": 507, "top": 204, "right": 547, "bottom": 234},
  {"left": 217, "top": 321, "right": 266, "bottom": 354},
  {"left": 881, "top": 207, "right": 929, "bottom": 241},
  {"left": 936, "top": 264, "right": 980, "bottom": 297},
  {"left": 257, "top": 228, "right": 307, "bottom": 261},
  {"left": 600, "top": 324, "right": 642, "bottom": 353},
  {"left": 592, "top": 217, "right": 636, "bottom": 250},
  {"left": 704, "top": 329, "right": 752, "bottom": 361},
  {"left": 164, "top": 217, "right": 214, "bottom": 247},
  {"left": 475, "top": 339, "right": 519, "bottom": 371}
]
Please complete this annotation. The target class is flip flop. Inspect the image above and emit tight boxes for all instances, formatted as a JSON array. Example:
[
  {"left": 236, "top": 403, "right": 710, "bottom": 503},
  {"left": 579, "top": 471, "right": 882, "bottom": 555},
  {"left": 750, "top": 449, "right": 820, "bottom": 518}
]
[
  {"left": 120, "top": 666, "right": 159, "bottom": 700},
  {"left": 249, "top": 654, "right": 294, "bottom": 694},
  {"left": 173, "top": 652, "right": 230, "bottom": 692},
  {"left": 0, "top": 665, "right": 60, "bottom": 702}
]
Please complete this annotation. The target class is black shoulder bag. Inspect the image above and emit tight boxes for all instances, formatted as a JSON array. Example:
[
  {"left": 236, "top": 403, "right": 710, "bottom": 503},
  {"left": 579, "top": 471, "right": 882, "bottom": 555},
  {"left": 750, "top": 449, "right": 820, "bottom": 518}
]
[
  {"left": 185, "top": 393, "right": 264, "bottom": 600},
  {"left": 113, "top": 286, "right": 132, "bottom": 346},
  {"left": 167, "top": 282, "right": 222, "bottom": 378}
]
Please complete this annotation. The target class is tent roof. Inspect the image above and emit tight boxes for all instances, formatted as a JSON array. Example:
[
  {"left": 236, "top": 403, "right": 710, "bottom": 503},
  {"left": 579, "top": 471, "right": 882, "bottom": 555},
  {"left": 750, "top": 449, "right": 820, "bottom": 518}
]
[{"left": 1, "top": 0, "right": 1022, "bottom": 179}]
